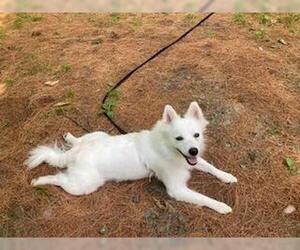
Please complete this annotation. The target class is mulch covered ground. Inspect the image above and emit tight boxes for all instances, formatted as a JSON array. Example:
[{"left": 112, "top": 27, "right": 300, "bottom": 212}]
[{"left": 0, "top": 13, "right": 299, "bottom": 236}]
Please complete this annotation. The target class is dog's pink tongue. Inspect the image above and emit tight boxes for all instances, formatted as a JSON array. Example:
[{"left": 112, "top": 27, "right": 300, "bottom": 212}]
[{"left": 188, "top": 157, "right": 198, "bottom": 165}]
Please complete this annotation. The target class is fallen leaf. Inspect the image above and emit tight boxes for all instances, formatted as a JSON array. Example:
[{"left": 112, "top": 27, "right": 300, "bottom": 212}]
[
  {"left": 284, "top": 205, "right": 296, "bottom": 214},
  {"left": 98, "top": 225, "right": 108, "bottom": 234},
  {"left": 0, "top": 84, "right": 6, "bottom": 95},
  {"left": 278, "top": 39, "right": 287, "bottom": 45},
  {"left": 91, "top": 37, "right": 103, "bottom": 45},
  {"left": 239, "top": 164, "right": 247, "bottom": 170},
  {"left": 285, "top": 157, "right": 295, "bottom": 172},
  {"left": 53, "top": 102, "right": 70, "bottom": 107},
  {"left": 44, "top": 80, "right": 59, "bottom": 86}
]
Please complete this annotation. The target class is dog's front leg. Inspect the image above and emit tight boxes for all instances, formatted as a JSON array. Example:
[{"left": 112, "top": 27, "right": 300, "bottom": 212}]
[
  {"left": 195, "top": 158, "right": 237, "bottom": 183},
  {"left": 167, "top": 186, "right": 232, "bottom": 214}
]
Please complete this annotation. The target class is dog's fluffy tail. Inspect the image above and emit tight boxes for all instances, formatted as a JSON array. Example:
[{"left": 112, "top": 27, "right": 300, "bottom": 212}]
[{"left": 24, "top": 144, "right": 67, "bottom": 170}]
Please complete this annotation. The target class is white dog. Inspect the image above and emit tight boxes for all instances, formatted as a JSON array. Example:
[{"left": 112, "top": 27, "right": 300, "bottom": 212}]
[{"left": 25, "top": 102, "right": 237, "bottom": 214}]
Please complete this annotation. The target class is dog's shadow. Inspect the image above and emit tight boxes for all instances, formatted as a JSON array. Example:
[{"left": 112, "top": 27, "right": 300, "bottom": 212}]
[{"left": 144, "top": 178, "right": 168, "bottom": 198}]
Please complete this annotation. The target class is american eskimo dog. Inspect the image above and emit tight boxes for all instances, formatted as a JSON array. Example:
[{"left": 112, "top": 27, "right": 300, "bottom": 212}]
[{"left": 25, "top": 102, "right": 237, "bottom": 214}]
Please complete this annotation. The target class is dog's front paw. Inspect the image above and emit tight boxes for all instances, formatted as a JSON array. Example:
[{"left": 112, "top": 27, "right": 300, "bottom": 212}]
[
  {"left": 31, "top": 178, "right": 38, "bottom": 186},
  {"left": 220, "top": 173, "right": 237, "bottom": 183},
  {"left": 214, "top": 202, "right": 232, "bottom": 214}
]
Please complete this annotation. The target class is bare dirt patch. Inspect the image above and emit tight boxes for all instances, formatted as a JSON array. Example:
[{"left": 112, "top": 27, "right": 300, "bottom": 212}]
[{"left": 0, "top": 13, "right": 300, "bottom": 237}]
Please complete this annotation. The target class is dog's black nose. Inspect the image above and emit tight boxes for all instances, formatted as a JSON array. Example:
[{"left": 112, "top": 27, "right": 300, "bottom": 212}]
[{"left": 189, "top": 147, "right": 198, "bottom": 156}]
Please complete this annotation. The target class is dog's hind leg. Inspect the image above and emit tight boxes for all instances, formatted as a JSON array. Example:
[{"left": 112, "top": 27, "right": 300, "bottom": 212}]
[
  {"left": 31, "top": 173, "right": 65, "bottom": 187},
  {"left": 63, "top": 132, "right": 80, "bottom": 145},
  {"left": 195, "top": 158, "right": 237, "bottom": 183},
  {"left": 31, "top": 172, "right": 104, "bottom": 196}
]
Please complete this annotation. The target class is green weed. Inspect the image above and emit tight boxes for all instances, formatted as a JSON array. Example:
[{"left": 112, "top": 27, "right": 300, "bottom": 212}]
[
  {"left": 0, "top": 27, "right": 5, "bottom": 40},
  {"left": 0, "top": 121, "right": 9, "bottom": 129},
  {"left": 256, "top": 13, "right": 272, "bottom": 26},
  {"left": 64, "top": 88, "right": 75, "bottom": 101},
  {"left": 60, "top": 64, "right": 72, "bottom": 74},
  {"left": 54, "top": 106, "right": 67, "bottom": 116},
  {"left": 206, "top": 30, "right": 216, "bottom": 38},
  {"left": 284, "top": 157, "right": 296, "bottom": 173},
  {"left": 110, "top": 13, "right": 121, "bottom": 25},
  {"left": 130, "top": 17, "right": 143, "bottom": 30},
  {"left": 13, "top": 13, "right": 43, "bottom": 29},
  {"left": 101, "top": 89, "right": 119, "bottom": 119},
  {"left": 33, "top": 186, "right": 51, "bottom": 198},
  {"left": 183, "top": 13, "right": 197, "bottom": 23},
  {"left": 278, "top": 14, "right": 300, "bottom": 33},
  {"left": 88, "top": 17, "right": 104, "bottom": 28},
  {"left": 233, "top": 13, "right": 247, "bottom": 26},
  {"left": 254, "top": 28, "right": 269, "bottom": 42},
  {"left": 4, "top": 77, "right": 14, "bottom": 87}
]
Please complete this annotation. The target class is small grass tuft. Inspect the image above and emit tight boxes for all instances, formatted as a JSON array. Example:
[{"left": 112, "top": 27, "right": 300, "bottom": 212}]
[
  {"left": 233, "top": 13, "right": 247, "bottom": 26},
  {"left": 13, "top": 13, "right": 43, "bottom": 29},
  {"left": 278, "top": 14, "right": 300, "bottom": 33},
  {"left": 0, "top": 27, "right": 6, "bottom": 40},
  {"left": 110, "top": 13, "right": 121, "bottom": 25},
  {"left": 183, "top": 13, "right": 197, "bottom": 23},
  {"left": 130, "top": 17, "right": 143, "bottom": 30},
  {"left": 254, "top": 28, "right": 269, "bottom": 42},
  {"left": 64, "top": 88, "right": 75, "bottom": 101},
  {"left": 13, "top": 17, "right": 24, "bottom": 29},
  {"left": 33, "top": 186, "right": 51, "bottom": 198},
  {"left": 31, "top": 16, "right": 43, "bottom": 22},
  {"left": 206, "top": 30, "right": 216, "bottom": 38},
  {"left": 284, "top": 157, "right": 296, "bottom": 173},
  {"left": 60, "top": 64, "right": 72, "bottom": 74},
  {"left": 54, "top": 106, "right": 67, "bottom": 116},
  {"left": 0, "top": 121, "right": 9, "bottom": 129},
  {"left": 4, "top": 77, "right": 14, "bottom": 87},
  {"left": 256, "top": 13, "right": 272, "bottom": 26},
  {"left": 88, "top": 17, "right": 104, "bottom": 28},
  {"left": 101, "top": 89, "right": 119, "bottom": 119}
]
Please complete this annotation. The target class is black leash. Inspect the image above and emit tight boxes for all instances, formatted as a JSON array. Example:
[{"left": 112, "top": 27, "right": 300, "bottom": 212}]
[{"left": 101, "top": 12, "right": 215, "bottom": 134}]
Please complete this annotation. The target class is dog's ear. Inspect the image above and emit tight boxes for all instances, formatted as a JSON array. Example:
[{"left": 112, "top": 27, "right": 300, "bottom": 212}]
[
  {"left": 163, "top": 105, "right": 178, "bottom": 124},
  {"left": 185, "top": 102, "right": 209, "bottom": 125}
]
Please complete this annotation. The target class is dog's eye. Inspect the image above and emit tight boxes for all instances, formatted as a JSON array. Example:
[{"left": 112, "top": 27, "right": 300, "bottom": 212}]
[
  {"left": 175, "top": 136, "right": 184, "bottom": 141},
  {"left": 194, "top": 133, "right": 200, "bottom": 138}
]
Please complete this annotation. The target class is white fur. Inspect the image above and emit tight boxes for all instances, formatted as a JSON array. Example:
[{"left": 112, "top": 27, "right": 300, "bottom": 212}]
[{"left": 25, "top": 102, "right": 237, "bottom": 214}]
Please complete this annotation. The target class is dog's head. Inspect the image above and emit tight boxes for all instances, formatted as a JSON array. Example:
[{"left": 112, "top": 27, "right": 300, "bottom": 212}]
[{"left": 160, "top": 101, "right": 209, "bottom": 166}]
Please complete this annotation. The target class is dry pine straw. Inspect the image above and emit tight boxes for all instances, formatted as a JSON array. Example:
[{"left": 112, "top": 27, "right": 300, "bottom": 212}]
[{"left": 0, "top": 13, "right": 300, "bottom": 236}]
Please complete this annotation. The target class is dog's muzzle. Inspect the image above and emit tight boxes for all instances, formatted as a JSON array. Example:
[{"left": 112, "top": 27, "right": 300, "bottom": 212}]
[{"left": 176, "top": 149, "right": 198, "bottom": 166}]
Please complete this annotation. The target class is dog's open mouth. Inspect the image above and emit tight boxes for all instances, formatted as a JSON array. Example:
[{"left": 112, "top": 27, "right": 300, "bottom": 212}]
[{"left": 176, "top": 149, "right": 198, "bottom": 166}]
